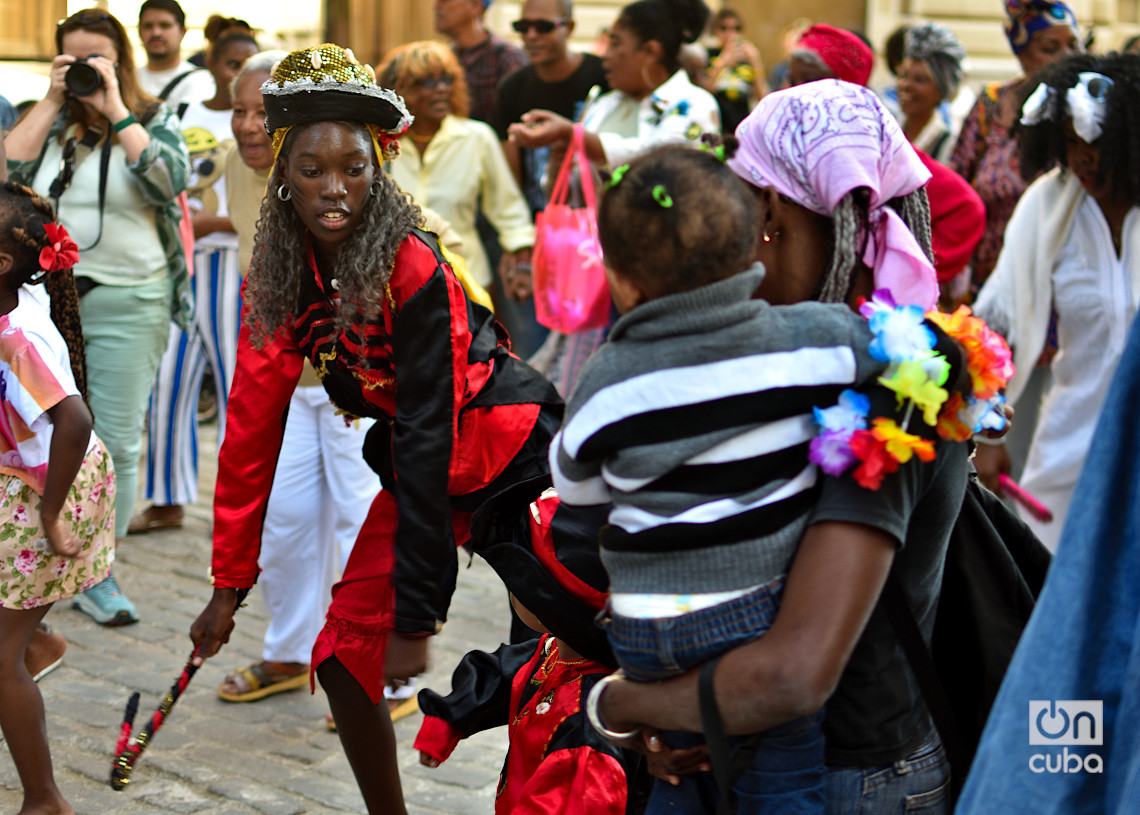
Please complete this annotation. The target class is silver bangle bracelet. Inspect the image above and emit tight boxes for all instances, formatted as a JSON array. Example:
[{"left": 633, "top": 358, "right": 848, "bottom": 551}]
[{"left": 585, "top": 673, "right": 642, "bottom": 740}]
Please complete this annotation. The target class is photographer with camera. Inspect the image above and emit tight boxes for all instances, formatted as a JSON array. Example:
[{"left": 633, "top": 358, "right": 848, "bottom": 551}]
[{"left": 5, "top": 8, "right": 190, "bottom": 626}]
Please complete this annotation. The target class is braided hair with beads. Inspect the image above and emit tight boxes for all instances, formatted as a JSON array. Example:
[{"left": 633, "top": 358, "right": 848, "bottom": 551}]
[{"left": 0, "top": 181, "right": 88, "bottom": 400}]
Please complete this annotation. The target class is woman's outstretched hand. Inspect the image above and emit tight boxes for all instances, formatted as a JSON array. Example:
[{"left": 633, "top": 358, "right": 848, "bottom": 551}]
[
  {"left": 508, "top": 110, "right": 573, "bottom": 150},
  {"left": 189, "top": 587, "right": 239, "bottom": 665},
  {"left": 594, "top": 674, "right": 712, "bottom": 784}
]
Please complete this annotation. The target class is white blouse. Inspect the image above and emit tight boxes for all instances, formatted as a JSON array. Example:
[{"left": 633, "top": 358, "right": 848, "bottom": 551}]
[
  {"left": 581, "top": 69, "right": 721, "bottom": 167},
  {"left": 1021, "top": 196, "right": 1138, "bottom": 495}
]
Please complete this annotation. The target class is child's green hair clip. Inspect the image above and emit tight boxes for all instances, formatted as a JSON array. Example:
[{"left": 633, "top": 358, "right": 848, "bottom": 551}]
[
  {"left": 606, "top": 164, "right": 630, "bottom": 189},
  {"left": 698, "top": 141, "right": 728, "bottom": 162},
  {"left": 652, "top": 185, "right": 673, "bottom": 208}
]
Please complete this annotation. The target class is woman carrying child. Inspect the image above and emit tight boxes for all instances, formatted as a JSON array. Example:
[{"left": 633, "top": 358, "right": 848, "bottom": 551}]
[
  {"left": 586, "top": 81, "right": 1007, "bottom": 813},
  {"left": 0, "top": 181, "right": 115, "bottom": 815},
  {"left": 549, "top": 79, "right": 991, "bottom": 812}
]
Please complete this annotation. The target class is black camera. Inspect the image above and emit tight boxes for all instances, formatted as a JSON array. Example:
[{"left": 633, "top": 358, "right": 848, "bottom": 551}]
[{"left": 64, "top": 58, "right": 102, "bottom": 97}]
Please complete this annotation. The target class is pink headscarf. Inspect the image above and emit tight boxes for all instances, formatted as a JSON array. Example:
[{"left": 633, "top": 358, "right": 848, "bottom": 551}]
[{"left": 727, "top": 79, "right": 938, "bottom": 309}]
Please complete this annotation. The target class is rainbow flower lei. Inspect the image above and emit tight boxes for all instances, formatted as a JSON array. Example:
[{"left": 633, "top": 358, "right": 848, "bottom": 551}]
[{"left": 808, "top": 290, "right": 1014, "bottom": 490}]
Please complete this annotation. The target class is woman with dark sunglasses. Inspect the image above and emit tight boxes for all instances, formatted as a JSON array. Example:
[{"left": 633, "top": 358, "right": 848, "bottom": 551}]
[
  {"left": 378, "top": 41, "right": 534, "bottom": 308},
  {"left": 5, "top": 8, "right": 190, "bottom": 627}
]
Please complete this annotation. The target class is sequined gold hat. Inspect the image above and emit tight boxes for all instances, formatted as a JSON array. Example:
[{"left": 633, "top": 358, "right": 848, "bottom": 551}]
[{"left": 262, "top": 43, "right": 413, "bottom": 161}]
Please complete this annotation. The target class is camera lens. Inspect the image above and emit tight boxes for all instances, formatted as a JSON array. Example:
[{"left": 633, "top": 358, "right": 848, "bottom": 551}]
[{"left": 64, "top": 61, "right": 102, "bottom": 97}]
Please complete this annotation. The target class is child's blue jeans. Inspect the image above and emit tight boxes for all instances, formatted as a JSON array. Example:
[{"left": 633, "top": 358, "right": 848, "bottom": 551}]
[{"left": 603, "top": 582, "right": 826, "bottom": 814}]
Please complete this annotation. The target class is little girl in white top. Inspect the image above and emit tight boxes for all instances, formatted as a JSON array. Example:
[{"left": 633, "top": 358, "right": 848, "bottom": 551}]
[{"left": 0, "top": 181, "right": 115, "bottom": 815}]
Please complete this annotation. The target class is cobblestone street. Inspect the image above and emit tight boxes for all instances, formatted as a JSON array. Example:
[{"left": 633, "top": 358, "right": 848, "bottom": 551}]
[{"left": 0, "top": 427, "right": 513, "bottom": 814}]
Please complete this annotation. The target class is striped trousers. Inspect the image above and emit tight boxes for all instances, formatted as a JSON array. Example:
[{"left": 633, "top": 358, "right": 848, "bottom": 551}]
[{"left": 144, "top": 242, "right": 243, "bottom": 505}]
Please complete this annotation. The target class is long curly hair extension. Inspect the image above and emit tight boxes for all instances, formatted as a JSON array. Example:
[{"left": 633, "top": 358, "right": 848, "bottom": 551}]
[
  {"left": 0, "top": 182, "right": 88, "bottom": 400},
  {"left": 242, "top": 122, "right": 422, "bottom": 347}
]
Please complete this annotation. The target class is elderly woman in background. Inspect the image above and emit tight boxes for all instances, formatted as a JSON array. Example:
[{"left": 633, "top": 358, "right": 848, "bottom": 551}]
[
  {"left": 898, "top": 22, "right": 968, "bottom": 164},
  {"left": 130, "top": 30, "right": 260, "bottom": 535},
  {"left": 378, "top": 41, "right": 534, "bottom": 300}
]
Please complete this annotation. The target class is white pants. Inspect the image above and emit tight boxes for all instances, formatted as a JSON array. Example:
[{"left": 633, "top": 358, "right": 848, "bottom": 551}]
[{"left": 258, "top": 387, "right": 381, "bottom": 664}]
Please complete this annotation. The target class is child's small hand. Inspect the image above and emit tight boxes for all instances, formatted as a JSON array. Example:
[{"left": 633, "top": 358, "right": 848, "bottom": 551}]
[
  {"left": 643, "top": 730, "right": 712, "bottom": 786},
  {"left": 42, "top": 512, "right": 80, "bottom": 558},
  {"left": 419, "top": 751, "right": 441, "bottom": 768}
]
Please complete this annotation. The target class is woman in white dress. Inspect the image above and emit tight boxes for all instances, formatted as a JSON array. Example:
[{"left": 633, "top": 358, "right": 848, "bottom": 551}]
[{"left": 974, "top": 52, "right": 1140, "bottom": 551}]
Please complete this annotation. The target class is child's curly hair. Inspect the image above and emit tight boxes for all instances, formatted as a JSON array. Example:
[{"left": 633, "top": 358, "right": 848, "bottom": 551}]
[
  {"left": 0, "top": 182, "right": 88, "bottom": 400},
  {"left": 598, "top": 142, "right": 760, "bottom": 299},
  {"left": 1018, "top": 51, "right": 1140, "bottom": 206}
]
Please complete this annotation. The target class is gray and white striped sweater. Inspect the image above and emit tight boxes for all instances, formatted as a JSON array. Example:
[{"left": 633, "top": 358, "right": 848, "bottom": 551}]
[{"left": 550, "top": 265, "right": 886, "bottom": 595}]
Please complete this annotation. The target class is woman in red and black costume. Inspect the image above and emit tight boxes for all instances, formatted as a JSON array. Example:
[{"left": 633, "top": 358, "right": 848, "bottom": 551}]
[{"left": 188, "top": 45, "right": 561, "bottom": 814}]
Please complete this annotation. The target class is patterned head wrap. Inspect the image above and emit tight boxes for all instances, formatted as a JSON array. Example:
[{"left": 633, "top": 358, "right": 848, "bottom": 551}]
[
  {"left": 262, "top": 43, "right": 413, "bottom": 166},
  {"left": 726, "top": 80, "right": 937, "bottom": 309},
  {"left": 794, "top": 24, "right": 875, "bottom": 87},
  {"left": 1004, "top": 0, "right": 1078, "bottom": 55},
  {"left": 904, "top": 22, "right": 967, "bottom": 101}
]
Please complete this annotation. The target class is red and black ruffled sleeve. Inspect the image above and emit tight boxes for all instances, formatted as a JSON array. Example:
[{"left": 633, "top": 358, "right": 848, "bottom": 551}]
[{"left": 211, "top": 315, "right": 303, "bottom": 589}]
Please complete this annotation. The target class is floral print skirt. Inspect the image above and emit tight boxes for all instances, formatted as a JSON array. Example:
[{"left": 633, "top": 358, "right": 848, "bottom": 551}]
[{"left": 0, "top": 437, "right": 115, "bottom": 609}]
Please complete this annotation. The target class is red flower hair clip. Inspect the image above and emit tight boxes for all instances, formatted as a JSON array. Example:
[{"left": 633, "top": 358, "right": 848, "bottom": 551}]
[{"left": 39, "top": 223, "right": 79, "bottom": 273}]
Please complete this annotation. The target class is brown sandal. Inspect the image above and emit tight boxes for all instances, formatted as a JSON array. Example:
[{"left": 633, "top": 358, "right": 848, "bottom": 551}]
[
  {"left": 127, "top": 505, "right": 185, "bottom": 535},
  {"left": 217, "top": 661, "right": 308, "bottom": 702}
]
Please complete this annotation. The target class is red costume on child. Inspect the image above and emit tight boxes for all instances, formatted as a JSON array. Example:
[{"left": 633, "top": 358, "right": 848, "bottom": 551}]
[{"left": 416, "top": 635, "right": 629, "bottom": 815}]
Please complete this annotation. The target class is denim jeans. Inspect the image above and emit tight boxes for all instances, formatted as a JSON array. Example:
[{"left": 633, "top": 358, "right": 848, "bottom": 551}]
[
  {"left": 823, "top": 735, "right": 950, "bottom": 815},
  {"left": 645, "top": 712, "right": 826, "bottom": 815},
  {"left": 605, "top": 582, "right": 824, "bottom": 814},
  {"left": 605, "top": 582, "right": 784, "bottom": 682}
]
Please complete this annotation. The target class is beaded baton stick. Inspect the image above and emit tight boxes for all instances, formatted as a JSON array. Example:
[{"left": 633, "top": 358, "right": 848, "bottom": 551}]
[{"left": 110, "top": 588, "right": 249, "bottom": 790}]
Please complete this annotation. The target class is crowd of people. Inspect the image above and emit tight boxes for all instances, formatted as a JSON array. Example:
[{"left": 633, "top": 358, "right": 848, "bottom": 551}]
[{"left": 0, "top": 0, "right": 1137, "bottom": 813}]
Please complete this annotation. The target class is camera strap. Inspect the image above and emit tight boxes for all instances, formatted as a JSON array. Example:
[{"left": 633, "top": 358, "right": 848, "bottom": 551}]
[{"left": 48, "top": 125, "right": 111, "bottom": 252}]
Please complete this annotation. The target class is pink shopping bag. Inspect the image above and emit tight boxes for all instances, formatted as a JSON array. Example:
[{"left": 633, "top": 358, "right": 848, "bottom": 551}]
[{"left": 532, "top": 123, "right": 609, "bottom": 333}]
